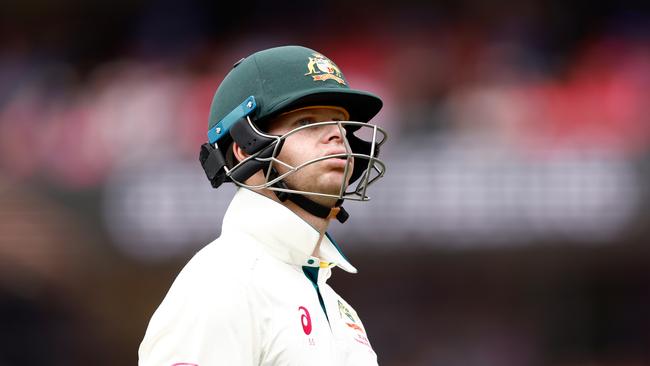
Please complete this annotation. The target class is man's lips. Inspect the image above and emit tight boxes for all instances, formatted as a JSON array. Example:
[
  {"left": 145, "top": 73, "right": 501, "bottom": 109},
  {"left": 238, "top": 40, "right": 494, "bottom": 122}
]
[
  {"left": 321, "top": 151, "right": 354, "bottom": 170},
  {"left": 323, "top": 150, "right": 349, "bottom": 160}
]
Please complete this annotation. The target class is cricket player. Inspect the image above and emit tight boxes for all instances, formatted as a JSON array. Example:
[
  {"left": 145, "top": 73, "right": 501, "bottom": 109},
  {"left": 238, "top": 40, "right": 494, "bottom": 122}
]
[{"left": 139, "top": 45, "right": 388, "bottom": 365}]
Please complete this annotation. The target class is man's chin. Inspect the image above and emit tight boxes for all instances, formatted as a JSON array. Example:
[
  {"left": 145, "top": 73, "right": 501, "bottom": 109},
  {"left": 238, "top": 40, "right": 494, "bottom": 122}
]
[
  {"left": 282, "top": 170, "right": 350, "bottom": 203},
  {"left": 319, "top": 175, "right": 350, "bottom": 194}
]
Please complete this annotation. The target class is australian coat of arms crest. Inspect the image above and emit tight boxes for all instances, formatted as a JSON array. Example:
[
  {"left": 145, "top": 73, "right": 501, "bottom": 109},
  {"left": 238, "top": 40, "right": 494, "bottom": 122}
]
[{"left": 304, "top": 53, "right": 346, "bottom": 85}]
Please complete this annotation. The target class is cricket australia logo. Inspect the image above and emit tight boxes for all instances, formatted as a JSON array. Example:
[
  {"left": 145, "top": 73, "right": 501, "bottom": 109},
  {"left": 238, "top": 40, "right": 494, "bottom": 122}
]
[
  {"left": 304, "top": 53, "right": 346, "bottom": 85},
  {"left": 338, "top": 300, "right": 356, "bottom": 323},
  {"left": 338, "top": 300, "right": 373, "bottom": 349}
]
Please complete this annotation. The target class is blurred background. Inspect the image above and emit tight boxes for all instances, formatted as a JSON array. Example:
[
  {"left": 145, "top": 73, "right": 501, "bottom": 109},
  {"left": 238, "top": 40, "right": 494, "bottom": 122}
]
[{"left": 1, "top": 0, "right": 649, "bottom": 364}]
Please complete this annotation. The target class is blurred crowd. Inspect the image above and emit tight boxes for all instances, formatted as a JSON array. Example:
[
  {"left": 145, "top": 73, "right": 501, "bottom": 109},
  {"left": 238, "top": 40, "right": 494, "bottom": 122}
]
[{"left": 0, "top": 0, "right": 649, "bottom": 365}]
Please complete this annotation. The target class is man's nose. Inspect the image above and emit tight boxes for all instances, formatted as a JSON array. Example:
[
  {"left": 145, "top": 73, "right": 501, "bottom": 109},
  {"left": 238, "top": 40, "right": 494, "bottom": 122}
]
[{"left": 323, "top": 122, "right": 346, "bottom": 143}]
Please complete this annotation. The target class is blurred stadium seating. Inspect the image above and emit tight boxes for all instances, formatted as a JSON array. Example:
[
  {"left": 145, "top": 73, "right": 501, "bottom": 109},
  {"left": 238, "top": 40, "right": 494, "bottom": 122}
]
[{"left": 0, "top": 0, "right": 649, "bottom": 364}]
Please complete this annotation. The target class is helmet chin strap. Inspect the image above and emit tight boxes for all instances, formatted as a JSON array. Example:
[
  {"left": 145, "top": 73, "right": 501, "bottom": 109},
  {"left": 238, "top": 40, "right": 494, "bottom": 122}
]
[{"left": 270, "top": 169, "right": 350, "bottom": 223}]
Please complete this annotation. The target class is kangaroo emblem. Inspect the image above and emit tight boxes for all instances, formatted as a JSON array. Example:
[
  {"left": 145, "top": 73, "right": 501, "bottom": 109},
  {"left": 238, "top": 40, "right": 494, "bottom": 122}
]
[{"left": 305, "top": 56, "right": 319, "bottom": 75}]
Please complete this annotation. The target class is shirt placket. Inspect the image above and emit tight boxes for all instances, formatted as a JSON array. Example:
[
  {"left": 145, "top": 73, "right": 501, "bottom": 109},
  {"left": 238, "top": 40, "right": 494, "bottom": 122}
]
[{"left": 302, "top": 256, "right": 331, "bottom": 323}]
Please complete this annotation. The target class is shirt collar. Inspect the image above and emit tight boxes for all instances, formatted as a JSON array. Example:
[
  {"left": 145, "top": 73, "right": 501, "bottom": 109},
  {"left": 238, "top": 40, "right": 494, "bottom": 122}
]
[{"left": 222, "top": 188, "right": 358, "bottom": 274}]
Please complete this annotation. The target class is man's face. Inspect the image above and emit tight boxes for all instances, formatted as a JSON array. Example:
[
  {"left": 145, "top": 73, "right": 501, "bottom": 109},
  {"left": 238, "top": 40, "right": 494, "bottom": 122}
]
[{"left": 266, "top": 106, "right": 354, "bottom": 206}]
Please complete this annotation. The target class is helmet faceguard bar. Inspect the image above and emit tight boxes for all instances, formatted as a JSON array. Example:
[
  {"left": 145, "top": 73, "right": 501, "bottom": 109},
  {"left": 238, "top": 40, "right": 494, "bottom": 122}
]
[{"left": 227, "top": 119, "right": 387, "bottom": 201}]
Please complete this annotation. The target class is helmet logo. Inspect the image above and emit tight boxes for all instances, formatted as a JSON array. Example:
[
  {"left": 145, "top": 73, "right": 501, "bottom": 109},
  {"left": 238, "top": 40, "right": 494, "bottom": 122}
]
[{"left": 304, "top": 53, "right": 346, "bottom": 85}]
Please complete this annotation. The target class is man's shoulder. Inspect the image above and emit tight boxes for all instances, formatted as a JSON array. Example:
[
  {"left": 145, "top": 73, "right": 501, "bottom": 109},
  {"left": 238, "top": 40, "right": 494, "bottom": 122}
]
[
  {"left": 177, "top": 233, "right": 260, "bottom": 284},
  {"left": 140, "top": 234, "right": 267, "bottom": 363},
  {"left": 165, "top": 230, "right": 301, "bottom": 304},
  {"left": 150, "top": 234, "right": 262, "bottom": 315}
]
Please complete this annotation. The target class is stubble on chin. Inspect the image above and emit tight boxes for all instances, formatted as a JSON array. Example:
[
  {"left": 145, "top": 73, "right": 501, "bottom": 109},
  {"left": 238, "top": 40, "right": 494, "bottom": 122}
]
[{"left": 282, "top": 169, "right": 347, "bottom": 203}]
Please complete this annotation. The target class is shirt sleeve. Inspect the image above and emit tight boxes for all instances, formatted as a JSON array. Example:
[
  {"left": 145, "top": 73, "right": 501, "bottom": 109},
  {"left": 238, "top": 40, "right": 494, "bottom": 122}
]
[{"left": 138, "top": 260, "right": 260, "bottom": 366}]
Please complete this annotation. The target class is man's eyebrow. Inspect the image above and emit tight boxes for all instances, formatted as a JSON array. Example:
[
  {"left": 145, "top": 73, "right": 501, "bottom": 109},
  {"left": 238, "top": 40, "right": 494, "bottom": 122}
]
[{"left": 290, "top": 111, "right": 346, "bottom": 122}]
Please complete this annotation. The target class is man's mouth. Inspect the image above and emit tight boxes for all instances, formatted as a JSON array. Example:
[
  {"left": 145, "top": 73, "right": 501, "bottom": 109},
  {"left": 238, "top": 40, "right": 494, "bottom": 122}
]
[
  {"left": 324, "top": 151, "right": 348, "bottom": 159},
  {"left": 322, "top": 154, "right": 354, "bottom": 171}
]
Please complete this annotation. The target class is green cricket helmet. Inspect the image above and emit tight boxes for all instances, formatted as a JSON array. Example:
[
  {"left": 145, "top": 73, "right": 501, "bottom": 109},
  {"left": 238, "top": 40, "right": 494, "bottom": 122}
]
[{"left": 199, "top": 45, "right": 388, "bottom": 223}]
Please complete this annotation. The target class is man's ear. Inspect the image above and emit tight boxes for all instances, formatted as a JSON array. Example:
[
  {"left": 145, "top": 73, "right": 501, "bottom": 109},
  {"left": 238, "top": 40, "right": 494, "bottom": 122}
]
[{"left": 232, "top": 142, "right": 249, "bottom": 162}]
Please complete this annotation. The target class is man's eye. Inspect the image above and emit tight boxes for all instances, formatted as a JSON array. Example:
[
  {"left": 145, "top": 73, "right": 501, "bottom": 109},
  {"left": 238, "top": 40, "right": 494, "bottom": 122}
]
[{"left": 297, "top": 119, "right": 312, "bottom": 126}]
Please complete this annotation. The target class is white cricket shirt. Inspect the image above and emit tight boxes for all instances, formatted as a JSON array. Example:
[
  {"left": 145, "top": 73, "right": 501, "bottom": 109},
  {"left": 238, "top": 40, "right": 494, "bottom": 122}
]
[{"left": 139, "top": 188, "right": 378, "bottom": 365}]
